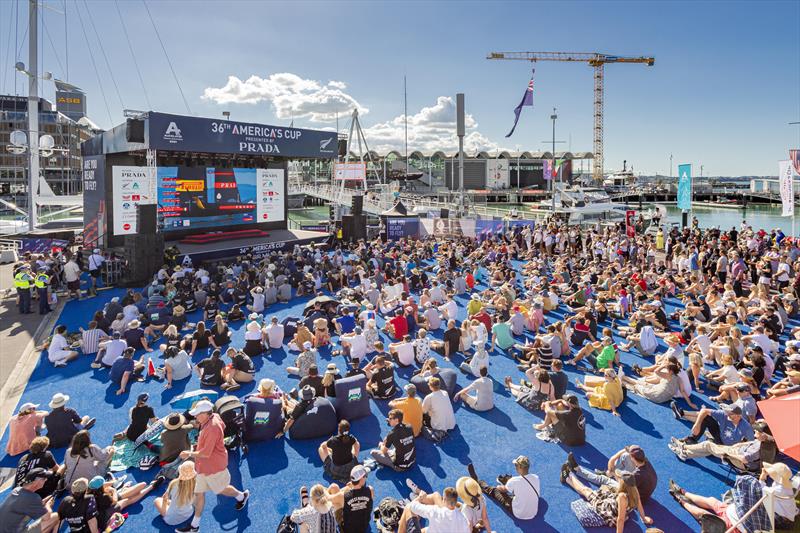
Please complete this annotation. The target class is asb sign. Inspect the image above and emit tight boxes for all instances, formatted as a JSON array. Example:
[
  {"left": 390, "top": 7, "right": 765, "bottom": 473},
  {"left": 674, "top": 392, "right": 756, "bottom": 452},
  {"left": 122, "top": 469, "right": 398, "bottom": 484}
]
[{"left": 148, "top": 112, "right": 338, "bottom": 159}]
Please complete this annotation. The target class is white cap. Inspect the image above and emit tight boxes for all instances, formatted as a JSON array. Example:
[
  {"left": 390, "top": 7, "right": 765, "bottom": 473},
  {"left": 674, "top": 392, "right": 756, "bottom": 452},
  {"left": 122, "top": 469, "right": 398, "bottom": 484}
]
[{"left": 189, "top": 399, "right": 214, "bottom": 416}]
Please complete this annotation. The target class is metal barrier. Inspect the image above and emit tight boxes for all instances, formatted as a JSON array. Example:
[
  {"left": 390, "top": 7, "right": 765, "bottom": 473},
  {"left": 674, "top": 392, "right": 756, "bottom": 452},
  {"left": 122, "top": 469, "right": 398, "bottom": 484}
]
[{"left": 102, "top": 259, "right": 126, "bottom": 286}]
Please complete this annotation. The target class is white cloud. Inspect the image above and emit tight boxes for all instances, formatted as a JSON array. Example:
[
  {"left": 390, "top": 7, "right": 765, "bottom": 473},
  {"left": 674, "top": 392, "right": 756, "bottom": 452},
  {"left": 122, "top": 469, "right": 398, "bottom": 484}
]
[
  {"left": 363, "top": 96, "right": 502, "bottom": 154},
  {"left": 201, "top": 73, "right": 367, "bottom": 123}
]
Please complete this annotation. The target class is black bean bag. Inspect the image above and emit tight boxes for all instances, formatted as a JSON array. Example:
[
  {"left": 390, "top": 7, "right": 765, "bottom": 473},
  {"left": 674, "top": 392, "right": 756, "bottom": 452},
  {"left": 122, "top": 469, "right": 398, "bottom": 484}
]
[
  {"left": 288, "top": 397, "right": 338, "bottom": 440},
  {"left": 243, "top": 395, "right": 284, "bottom": 442},
  {"left": 410, "top": 368, "right": 458, "bottom": 399},
  {"left": 331, "top": 374, "right": 370, "bottom": 421}
]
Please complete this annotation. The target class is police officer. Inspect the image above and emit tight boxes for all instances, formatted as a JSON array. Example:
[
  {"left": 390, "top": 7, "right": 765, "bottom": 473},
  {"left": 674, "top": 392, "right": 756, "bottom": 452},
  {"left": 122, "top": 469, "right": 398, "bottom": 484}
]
[
  {"left": 14, "top": 264, "right": 34, "bottom": 314},
  {"left": 34, "top": 267, "right": 51, "bottom": 315}
]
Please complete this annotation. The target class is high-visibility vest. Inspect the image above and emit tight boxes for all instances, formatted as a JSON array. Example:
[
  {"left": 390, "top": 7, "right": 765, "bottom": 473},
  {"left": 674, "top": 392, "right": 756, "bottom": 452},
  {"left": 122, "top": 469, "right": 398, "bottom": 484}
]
[
  {"left": 34, "top": 273, "right": 49, "bottom": 289},
  {"left": 14, "top": 272, "right": 31, "bottom": 289}
]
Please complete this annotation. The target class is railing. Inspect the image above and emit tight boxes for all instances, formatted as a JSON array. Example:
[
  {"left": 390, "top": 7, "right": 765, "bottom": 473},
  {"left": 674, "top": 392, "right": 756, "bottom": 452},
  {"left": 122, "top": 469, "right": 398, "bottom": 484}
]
[{"left": 0, "top": 238, "right": 22, "bottom": 252}]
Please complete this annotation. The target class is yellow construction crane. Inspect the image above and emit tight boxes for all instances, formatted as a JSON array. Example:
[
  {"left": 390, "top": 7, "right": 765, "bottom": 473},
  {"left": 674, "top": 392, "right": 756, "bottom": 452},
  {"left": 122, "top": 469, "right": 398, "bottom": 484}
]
[{"left": 487, "top": 51, "right": 654, "bottom": 182}]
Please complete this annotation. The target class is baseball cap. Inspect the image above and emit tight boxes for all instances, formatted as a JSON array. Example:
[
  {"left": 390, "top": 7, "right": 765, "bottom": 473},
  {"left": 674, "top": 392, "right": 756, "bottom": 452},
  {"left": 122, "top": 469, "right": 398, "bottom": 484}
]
[
  {"left": 88, "top": 476, "right": 105, "bottom": 490},
  {"left": 188, "top": 399, "right": 214, "bottom": 416},
  {"left": 137, "top": 393, "right": 149, "bottom": 403},
  {"left": 350, "top": 465, "right": 367, "bottom": 482},
  {"left": 512, "top": 455, "right": 530, "bottom": 469},
  {"left": 22, "top": 468, "right": 51, "bottom": 484},
  {"left": 720, "top": 404, "right": 743, "bottom": 416}
]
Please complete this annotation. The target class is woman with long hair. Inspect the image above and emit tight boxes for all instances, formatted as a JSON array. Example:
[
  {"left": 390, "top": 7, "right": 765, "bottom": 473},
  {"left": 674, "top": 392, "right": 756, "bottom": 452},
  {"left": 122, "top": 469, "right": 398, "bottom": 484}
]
[
  {"left": 154, "top": 461, "right": 197, "bottom": 526},
  {"left": 290, "top": 484, "right": 337, "bottom": 533},
  {"left": 63, "top": 430, "right": 114, "bottom": 486}
]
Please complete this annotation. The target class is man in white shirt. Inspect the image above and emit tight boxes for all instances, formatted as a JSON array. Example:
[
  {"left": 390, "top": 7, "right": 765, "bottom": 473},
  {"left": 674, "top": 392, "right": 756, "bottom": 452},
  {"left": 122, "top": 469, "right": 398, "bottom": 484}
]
[
  {"left": 743, "top": 326, "right": 777, "bottom": 356},
  {"left": 93, "top": 331, "right": 128, "bottom": 368},
  {"left": 467, "top": 455, "right": 540, "bottom": 520},
  {"left": 429, "top": 282, "right": 444, "bottom": 306},
  {"left": 400, "top": 486, "right": 469, "bottom": 533},
  {"left": 341, "top": 327, "right": 368, "bottom": 364},
  {"left": 388, "top": 335, "right": 415, "bottom": 367},
  {"left": 263, "top": 316, "right": 284, "bottom": 351},
  {"left": 438, "top": 296, "right": 458, "bottom": 322},
  {"left": 419, "top": 303, "right": 442, "bottom": 331},
  {"left": 421, "top": 377, "right": 456, "bottom": 440},
  {"left": 454, "top": 367, "right": 494, "bottom": 412},
  {"left": 63, "top": 257, "right": 82, "bottom": 299}
]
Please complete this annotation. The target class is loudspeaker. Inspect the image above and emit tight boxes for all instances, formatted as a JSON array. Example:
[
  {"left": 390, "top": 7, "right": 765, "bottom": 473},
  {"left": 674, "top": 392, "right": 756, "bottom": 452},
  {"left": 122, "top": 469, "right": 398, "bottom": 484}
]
[
  {"left": 123, "top": 233, "right": 164, "bottom": 284},
  {"left": 351, "top": 195, "right": 363, "bottom": 216},
  {"left": 441, "top": 208, "right": 449, "bottom": 219},
  {"left": 137, "top": 204, "right": 157, "bottom": 235},
  {"left": 341, "top": 214, "right": 367, "bottom": 242},
  {"left": 337, "top": 139, "right": 348, "bottom": 157},
  {"left": 126, "top": 118, "right": 145, "bottom": 143}
]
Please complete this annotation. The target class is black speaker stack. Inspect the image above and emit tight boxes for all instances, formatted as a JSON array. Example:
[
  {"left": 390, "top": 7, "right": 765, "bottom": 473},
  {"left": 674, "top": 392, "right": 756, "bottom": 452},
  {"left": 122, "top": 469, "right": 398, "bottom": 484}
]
[
  {"left": 126, "top": 118, "right": 145, "bottom": 143},
  {"left": 351, "top": 194, "right": 363, "bottom": 216},
  {"left": 341, "top": 214, "right": 367, "bottom": 242},
  {"left": 137, "top": 204, "right": 158, "bottom": 234},
  {"left": 119, "top": 203, "right": 163, "bottom": 285}
]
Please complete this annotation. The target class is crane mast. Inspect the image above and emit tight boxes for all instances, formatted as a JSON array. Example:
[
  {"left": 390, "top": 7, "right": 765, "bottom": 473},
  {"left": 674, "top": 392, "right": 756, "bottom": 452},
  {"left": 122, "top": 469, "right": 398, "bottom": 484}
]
[{"left": 488, "top": 51, "right": 654, "bottom": 183}]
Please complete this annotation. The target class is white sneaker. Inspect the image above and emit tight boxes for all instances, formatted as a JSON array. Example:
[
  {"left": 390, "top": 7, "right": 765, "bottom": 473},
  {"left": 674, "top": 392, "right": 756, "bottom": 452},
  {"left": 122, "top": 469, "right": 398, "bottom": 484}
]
[
  {"left": 406, "top": 479, "right": 420, "bottom": 495},
  {"left": 54, "top": 360, "right": 67, "bottom": 367},
  {"left": 90, "top": 362, "right": 102, "bottom": 369}
]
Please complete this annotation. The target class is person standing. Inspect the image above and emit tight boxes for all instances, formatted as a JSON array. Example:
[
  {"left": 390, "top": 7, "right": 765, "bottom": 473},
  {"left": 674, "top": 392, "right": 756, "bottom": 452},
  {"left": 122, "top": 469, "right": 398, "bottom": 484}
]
[
  {"left": 63, "top": 255, "right": 82, "bottom": 300},
  {"left": 14, "top": 264, "right": 34, "bottom": 314},
  {"left": 176, "top": 400, "right": 249, "bottom": 533},
  {"left": 87, "top": 249, "right": 105, "bottom": 296},
  {"left": 34, "top": 267, "right": 51, "bottom": 315}
]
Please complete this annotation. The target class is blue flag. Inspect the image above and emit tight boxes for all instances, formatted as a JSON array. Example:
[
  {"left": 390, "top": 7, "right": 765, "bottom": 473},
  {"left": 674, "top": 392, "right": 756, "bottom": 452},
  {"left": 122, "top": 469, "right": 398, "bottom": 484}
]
[
  {"left": 677, "top": 163, "right": 692, "bottom": 210},
  {"left": 505, "top": 69, "right": 535, "bottom": 138}
]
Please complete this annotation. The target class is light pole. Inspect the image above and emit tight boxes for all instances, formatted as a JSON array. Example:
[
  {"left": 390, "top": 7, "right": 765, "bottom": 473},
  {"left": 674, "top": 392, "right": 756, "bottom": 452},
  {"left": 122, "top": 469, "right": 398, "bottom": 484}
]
[
  {"left": 222, "top": 111, "right": 231, "bottom": 120},
  {"left": 515, "top": 144, "right": 520, "bottom": 191},
  {"left": 550, "top": 108, "right": 557, "bottom": 213}
]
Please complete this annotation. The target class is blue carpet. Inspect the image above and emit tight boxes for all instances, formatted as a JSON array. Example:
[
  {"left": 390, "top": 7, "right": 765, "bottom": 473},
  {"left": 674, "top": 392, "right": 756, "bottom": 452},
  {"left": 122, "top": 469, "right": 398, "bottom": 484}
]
[{"left": 2, "top": 279, "right": 753, "bottom": 533}]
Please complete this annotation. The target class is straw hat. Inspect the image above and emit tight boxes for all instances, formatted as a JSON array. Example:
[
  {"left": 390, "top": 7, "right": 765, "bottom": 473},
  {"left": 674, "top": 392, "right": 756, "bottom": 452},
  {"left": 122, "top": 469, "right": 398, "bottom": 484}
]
[
  {"left": 456, "top": 476, "right": 481, "bottom": 507},
  {"left": 762, "top": 462, "right": 792, "bottom": 489},
  {"left": 48, "top": 393, "right": 69, "bottom": 409},
  {"left": 178, "top": 461, "right": 197, "bottom": 481},
  {"left": 163, "top": 413, "right": 186, "bottom": 431},
  {"left": 259, "top": 378, "right": 276, "bottom": 395},
  {"left": 173, "top": 305, "right": 185, "bottom": 315},
  {"left": 129, "top": 319, "right": 141, "bottom": 329}
]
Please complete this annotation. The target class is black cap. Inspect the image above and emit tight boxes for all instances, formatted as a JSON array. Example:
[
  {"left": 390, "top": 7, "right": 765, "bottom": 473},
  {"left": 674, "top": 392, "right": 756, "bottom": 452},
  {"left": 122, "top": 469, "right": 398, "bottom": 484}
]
[{"left": 23, "top": 467, "right": 51, "bottom": 484}]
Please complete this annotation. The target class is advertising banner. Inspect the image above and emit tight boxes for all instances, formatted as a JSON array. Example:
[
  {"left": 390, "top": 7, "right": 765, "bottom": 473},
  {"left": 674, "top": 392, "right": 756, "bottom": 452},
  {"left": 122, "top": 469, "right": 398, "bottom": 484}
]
[
  {"left": 677, "top": 163, "right": 692, "bottom": 210},
  {"left": 779, "top": 160, "right": 794, "bottom": 217},
  {"left": 256, "top": 168, "right": 286, "bottom": 223},
  {"left": 82, "top": 155, "right": 106, "bottom": 247},
  {"left": 112, "top": 166, "right": 155, "bottom": 236},
  {"left": 486, "top": 159, "right": 510, "bottom": 189},
  {"left": 148, "top": 112, "right": 338, "bottom": 159},
  {"left": 300, "top": 224, "right": 330, "bottom": 232},
  {"left": 791, "top": 149, "right": 800, "bottom": 176},
  {"left": 543, "top": 160, "right": 553, "bottom": 181},
  {"left": 386, "top": 217, "right": 420, "bottom": 240},
  {"left": 333, "top": 162, "right": 367, "bottom": 181}
]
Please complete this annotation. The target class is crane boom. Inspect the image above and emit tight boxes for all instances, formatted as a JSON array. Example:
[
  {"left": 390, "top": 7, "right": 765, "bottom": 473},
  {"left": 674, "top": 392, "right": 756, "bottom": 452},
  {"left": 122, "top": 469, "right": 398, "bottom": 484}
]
[{"left": 488, "top": 51, "right": 654, "bottom": 182}]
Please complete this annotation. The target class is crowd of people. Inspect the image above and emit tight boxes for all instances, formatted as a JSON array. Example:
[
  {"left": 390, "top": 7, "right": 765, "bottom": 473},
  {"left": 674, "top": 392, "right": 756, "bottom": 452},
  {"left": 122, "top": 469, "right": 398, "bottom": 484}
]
[{"left": 2, "top": 218, "right": 800, "bottom": 533}]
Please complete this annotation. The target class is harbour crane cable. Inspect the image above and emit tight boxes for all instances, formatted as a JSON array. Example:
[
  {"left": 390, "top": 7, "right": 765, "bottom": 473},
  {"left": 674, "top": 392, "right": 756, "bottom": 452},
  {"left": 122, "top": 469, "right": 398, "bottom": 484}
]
[
  {"left": 41, "top": 13, "right": 66, "bottom": 80},
  {"left": 63, "top": 0, "right": 68, "bottom": 81},
  {"left": 142, "top": 0, "right": 192, "bottom": 115},
  {"left": 81, "top": 0, "right": 125, "bottom": 111},
  {"left": 74, "top": 0, "right": 113, "bottom": 124},
  {"left": 1, "top": 0, "right": 17, "bottom": 94},
  {"left": 113, "top": 0, "right": 152, "bottom": 110}
]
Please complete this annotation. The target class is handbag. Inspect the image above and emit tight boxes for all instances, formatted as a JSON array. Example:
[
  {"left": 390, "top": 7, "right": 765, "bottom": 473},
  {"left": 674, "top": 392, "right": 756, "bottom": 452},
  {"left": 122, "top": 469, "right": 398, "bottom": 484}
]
[
  {"left": 276, "top": 515, "right": 298, "bottom": 533},
  {"left": 56, "top": 454, "right": 81, "bottom": 496}
]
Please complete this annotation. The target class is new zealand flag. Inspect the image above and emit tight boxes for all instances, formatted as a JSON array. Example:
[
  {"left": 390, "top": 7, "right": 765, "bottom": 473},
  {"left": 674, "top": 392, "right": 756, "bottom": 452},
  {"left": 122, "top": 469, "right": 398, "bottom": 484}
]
[{"left": 505, "top": 69, "right": 535, "bottom": 138}]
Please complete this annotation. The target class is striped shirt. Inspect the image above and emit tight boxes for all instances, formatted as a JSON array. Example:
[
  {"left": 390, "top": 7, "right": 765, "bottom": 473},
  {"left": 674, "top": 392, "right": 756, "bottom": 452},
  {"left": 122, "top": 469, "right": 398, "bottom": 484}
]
[{"left": 81, "top": 328, "right": 103, "bottom": 355}]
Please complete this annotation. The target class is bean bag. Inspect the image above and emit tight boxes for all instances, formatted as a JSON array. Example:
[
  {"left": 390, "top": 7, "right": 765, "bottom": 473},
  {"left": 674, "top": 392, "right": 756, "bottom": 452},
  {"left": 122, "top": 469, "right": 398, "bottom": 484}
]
[
  {"left": 331, "top": 374, "right": 370, "bottom": 421},
  {"left": 282, "top": 317, "right": 300, "bottom": 339},
  {"left": 170, "top": 389, "right": 219, "bottom": 411},
  {"left": 410, "top": 368, "right": 458, "bottom": 399},
  {"left": 244, "top": 396, "right": 284, "bottom": 442},
  {"left": 288, "top": 398, "right": 338, "bottom": 440}
]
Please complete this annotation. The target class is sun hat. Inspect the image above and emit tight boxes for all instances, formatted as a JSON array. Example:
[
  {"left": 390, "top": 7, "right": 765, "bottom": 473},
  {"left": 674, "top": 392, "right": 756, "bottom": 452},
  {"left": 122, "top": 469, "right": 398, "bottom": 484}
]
[
  {"left": 456, "top": 476, "right": 481, "bottom": 507},
  {"left": 164, "top": 413, "right": 186, "bottom": 431},
  {"left": 188, "top": 399, "right": 214, "bottom": 416},
  {"left": 48, "top": 393, "right": 69, "bottom": 409},
  {"left": 88, "top": 476, "right": 105, "bottom": 490},
  {"left": 18, "top": 402, "right": 38, "bottom": 414},
  {"left": 71, "top": 477, "right": 89, "bottom": 494},
  {"left": 129, "top": 319, "right": 141, "bottom": 328},
  {"left": 178, "top": 461, "right": 197, "bottom": 481},
  {"left": 326, "top": 363, "right": 338, "bottom": 374},
  {"left": 762, "top": 462, "right": 793, "bottom": 489},
  {"left": 259, "top": 378, "right": 277, "bottom": 395}
]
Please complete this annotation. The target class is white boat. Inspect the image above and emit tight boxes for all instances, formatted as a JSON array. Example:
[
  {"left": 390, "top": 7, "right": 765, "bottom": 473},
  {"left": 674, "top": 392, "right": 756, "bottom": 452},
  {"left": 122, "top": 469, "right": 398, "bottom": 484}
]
[{"left": 532, "top": 184, "right": 628, "bottom": 225}]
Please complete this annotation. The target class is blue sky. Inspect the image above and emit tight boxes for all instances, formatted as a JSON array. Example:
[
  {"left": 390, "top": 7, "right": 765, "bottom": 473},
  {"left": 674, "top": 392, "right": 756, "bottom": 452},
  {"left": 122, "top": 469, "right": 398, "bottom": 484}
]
[{"left": 1, "top": 0, "right": 798, "bottom": 176}]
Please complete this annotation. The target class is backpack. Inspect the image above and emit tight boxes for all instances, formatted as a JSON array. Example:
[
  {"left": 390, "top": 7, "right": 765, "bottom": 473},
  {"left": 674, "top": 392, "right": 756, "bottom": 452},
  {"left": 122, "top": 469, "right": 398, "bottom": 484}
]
[
  {"left": 373, "top": 497, "right": 404, "bottom": 531},
  {"left": 276, "top": 515, "right": 298, "bottom": 533}
]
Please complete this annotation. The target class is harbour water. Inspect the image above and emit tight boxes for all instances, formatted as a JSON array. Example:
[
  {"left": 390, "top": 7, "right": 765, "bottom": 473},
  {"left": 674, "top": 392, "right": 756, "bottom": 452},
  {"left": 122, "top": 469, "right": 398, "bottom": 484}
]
[{"left": 287, "top": 202, "right": 798, "bottom": 235}]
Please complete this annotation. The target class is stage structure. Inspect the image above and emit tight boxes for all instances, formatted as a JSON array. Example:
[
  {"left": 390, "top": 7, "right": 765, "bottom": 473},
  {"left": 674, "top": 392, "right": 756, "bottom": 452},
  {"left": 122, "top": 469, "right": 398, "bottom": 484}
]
[{"left": 81, "top": 111, "right": 337, "bottom": 271}]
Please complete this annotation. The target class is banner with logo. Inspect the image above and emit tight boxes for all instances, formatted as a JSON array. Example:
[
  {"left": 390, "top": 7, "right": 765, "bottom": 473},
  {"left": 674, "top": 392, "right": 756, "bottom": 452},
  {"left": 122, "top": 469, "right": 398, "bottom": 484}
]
[
  {"left": 148, "top": 112, "right": 338, "bottom": 159},
  {"left": 543, "top": 160, "right": 553, "bottom": 181},
  {"left": 82, "top": 155, "right": 106, "bottom": 246},
  {"left": 112, "top": 166, "right": 155, "bottom": 235},
  {"left": 677, "top": 163, "right": 692, "bottom": 210},
  {"left": 791, "top": 149, "right": 800, "bottom": 176},
  {"left": 386, "top": 217, "right": 420, "bottom": 240},
  {"left": 779, "top": 160, "right": 794, "bottom": 217},
  {"left": 486, "top": 159, "right": 510, "bottom": 189},
  {"left": 256, "top": 168, "right": 286, "bottom": 223}
]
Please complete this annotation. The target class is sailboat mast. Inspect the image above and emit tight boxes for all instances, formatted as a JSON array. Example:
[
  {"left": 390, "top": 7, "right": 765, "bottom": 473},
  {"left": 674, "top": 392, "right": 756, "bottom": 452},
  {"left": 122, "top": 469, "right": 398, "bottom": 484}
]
[{"left": 404, "top": 75, "right": 408, "bottom": 174}]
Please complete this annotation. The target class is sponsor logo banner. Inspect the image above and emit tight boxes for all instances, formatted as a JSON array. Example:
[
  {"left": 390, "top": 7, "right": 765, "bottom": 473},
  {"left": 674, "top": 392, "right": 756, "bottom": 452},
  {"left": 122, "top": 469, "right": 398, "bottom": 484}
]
[{"left": 112, "top": 166, "right": 155, "bottom": 236}]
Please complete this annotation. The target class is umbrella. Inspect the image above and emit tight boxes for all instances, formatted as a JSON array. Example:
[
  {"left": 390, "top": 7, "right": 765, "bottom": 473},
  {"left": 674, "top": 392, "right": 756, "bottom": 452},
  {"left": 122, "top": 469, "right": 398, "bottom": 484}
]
[
  {"left": 757, "top": 392, "right": 800, "bottom": 462},
  {"left": 303, "top": 295, "right": 340, "bottom": 314}
]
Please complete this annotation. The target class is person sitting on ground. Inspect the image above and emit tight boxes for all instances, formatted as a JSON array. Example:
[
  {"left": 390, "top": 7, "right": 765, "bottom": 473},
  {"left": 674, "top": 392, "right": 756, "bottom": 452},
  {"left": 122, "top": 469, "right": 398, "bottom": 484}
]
[
  {"left": 262, "top": 315, "right": 284, "bottom": 354},
  {"left": 563, "top": 445, "right": 658, "bottom": 504},
  {"left": 535, "top": 393, "right": 586, "bottom": 446},
  {"left": 397, "top": 485, "right": 470, "bottom": 533},
  {"left": 92, "top": 331, "right": 126, "bottom": 369},
  {"left": 277, "top": 385, "right": 317, "bottom": 439},
  {"left": 388, "top": 384, "right": 423, "bottom": 437},
  {"left": 562, "top": 466, "right": 653, "bottom": 531},
  {"left": 318, "top": 420, "right": 360, "bottom": 482},
  {"left": 47, "top": 325, "right": 79, "bottom": 367},
  {"left": 0, "top": 467, "right": 60, "bottom": 533},
  {"left": 154, "top": 460, "right": 197, "bottom": 527},
  {"left": 221, "top": 348, "right": 255, "bottom": 392},
  {"left": 454, "top": 366, "right": 494, "bottom": 412},
  {"left": 421, "top": 377, "right": 456, "bottom": 441},
  {"left": 298, "top": 365, "right": 325, "bottom": 398},
  {"left": 114, "top": 393, "right": 157, "bottom": 443},
  {"left": 289, "top": 484, "right": 338, "bottom": 533},
  {"left": 63, "top": 430, "right": 114, "bottom": 487},
  {"left": 363, "top": 355, "right": 397, "bottom": 399},
  {"left": 365, "top": 409, "right": 416, "bottom": 472},
  {"left": 668, "top": 419, "right": 773, "bottom": 466},
  {"left": 460, "top": 340, "right": 489, "bottom": 377},
  {"left": 43, "top": 393, "right": 94, "bottom": 449},
  {"left": 87, "top": 473, "right": 163, "bottom": 530},
  {"left": 388, "top": 335, "right": 415, "bottom": 368},
  {"left": 242, "top": 317, "right": 264, "bottom": 357},
  {"left": 466, "top": 455, "right": 540, "bottom": 521},
  {"left": 568, "top": 335, "right": 617, "bottom": 371},
  {"left": 766, "top": 369, "right": 800, "bottom": 397},
  {"left": 339, "top": 327, "right": 368, "bottom": 367},
  {"left": 162, "top": 346, "right": 192, "bottom": 389},
  {"left": 195, "top": 348, "right": 225, "bottom": 388},
  {"left": 384, "top": 309, "right": 409, "bottom": 341},
  {"left": 185, "top": 321, "right": 214, "bottom": 357},
  {"left": 324, "top": 465, "right": 375, "bottom": 533},
  {"left": 312, "top": 317, "right": 331, "bottom": 348},
  {"left": 122, "top": 319, "right": 153, "bottom": 353},
  {"left": 6, "top": 402, "right": 49, "bottom": 456},
  {"left": 287, "top": 341, "right": 317, "bottom": 378},
  {"left": 490, "top": 314, "right": 516, "bottom": 352},
  {"left": 56, "top": 477, "right": 99, "bottom": 533},
  {"left": 668, "top": 475, "right": 765, "bottom": 533},
  {"left": 79, "top": 321, "right": 105, "bottom": 361},
  {"left": 14, "top": 436, "right": 63, "bottom": 498},
  {"left": 576, "top": 368, "right": 624, "bottom": 416},
  {"left": 320, "top": 364, "right": 342, "bottom": 398},
  {"left": 673, "top": 403, "right": 754, "bottom": 446},
  {"left": 333, "top": 308, "right": 357, "bottom": 336},
  {"left": 110, "top": 347, "right": 145, "bottom": 396},
  {"left": 548, "top": 359, "right": 569, "bottom": 400},
  {"left": 505, "top": 367, "right": 555, "bottom": 412},
  {"left": 621, "top": 362, "right": 696, "bottom": 407}
]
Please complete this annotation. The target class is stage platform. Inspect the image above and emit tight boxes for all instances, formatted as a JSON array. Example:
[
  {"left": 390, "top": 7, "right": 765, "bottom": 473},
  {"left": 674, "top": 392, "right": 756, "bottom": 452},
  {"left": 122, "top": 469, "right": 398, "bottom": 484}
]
[{"left": 172, "top": 228, "right": 329, "bottom": 263}]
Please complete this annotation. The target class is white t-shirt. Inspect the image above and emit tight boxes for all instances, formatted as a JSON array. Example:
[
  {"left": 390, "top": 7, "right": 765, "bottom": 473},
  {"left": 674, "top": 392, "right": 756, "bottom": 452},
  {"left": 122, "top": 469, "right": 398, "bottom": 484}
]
[
  {"left": 422, "top": 390, "right": 456, "bottom": 431},
  {"left": 439, "top": 300, "right": 458, "bottom": 320},
  {"left": 346, "top": 334, "right": 367, "bottom": 361},
  {"left": 506, "top": 473, "right": 540, "bottom": 520},
  {"left": 251, "top": 293, "right": 265, "bottom": 313},
  {"left": 102, "top": 339, "right": 127, "bottom": 366},
  {"left": 407, "top": 502, "right": 470, "bottom": 533},
  {"left": 264, "top": 323, "right": 284, "bottom": 349},
  {"left": 462, "top": 376, "right": 494, "bottom": 411},
  {"left": 63, "top": 261, "right": 81, "bottom": 283},
  {"left": 393, "top": 342, "right": 415, "bottom": 366},
  {"left": 693, "top": 334, "right": 712, "bottom": 357},
  {"left": 749, "top": 333, "right": 775, "bottom": 355}
]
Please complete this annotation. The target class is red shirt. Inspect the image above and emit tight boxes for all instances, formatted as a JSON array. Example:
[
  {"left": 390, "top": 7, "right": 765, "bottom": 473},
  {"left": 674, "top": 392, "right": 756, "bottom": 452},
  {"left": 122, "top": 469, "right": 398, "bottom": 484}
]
[
  {"left": 465, "top": 273, "right": 475, "bottom": 289},
  {"left": 472, "top": 311, "right": 492, "bottom": 332},
  {"left": 389, "top": 315, "right": 408, "bottom": 340},
  {"left": 194, "top": 413, "right": 228, "bottom": 475}
]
